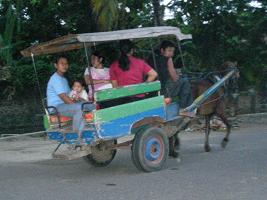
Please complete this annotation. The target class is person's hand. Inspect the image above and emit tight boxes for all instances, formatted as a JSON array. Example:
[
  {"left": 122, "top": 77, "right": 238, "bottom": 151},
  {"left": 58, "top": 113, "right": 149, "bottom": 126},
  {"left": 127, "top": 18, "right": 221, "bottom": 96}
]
[
  {"left": 164, "top": 98, "right": 172, "bottom": 105},
  {"left": 176, "top": 68, "right": 182, "bottom": 76},
  {"left": 71, "top": 95, "right": 79, "bottom": 102}
]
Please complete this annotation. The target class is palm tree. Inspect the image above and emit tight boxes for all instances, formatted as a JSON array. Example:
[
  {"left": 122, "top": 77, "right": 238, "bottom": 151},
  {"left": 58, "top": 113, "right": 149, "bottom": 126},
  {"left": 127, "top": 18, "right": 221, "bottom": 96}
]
[
  {"left": 0, "top": 4, "right": 16, "bottom": 66},
  {"left": 91, "top": 0, "right": 119, "bottom": 31},
  {"left": 0, "top": 2, "right": 21, "bottom": 100}
]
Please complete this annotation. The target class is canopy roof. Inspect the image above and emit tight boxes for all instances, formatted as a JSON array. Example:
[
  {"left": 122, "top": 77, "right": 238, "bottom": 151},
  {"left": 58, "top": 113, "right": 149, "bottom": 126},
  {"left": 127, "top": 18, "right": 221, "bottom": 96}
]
[{"left": 21, "top": 26, "right": 192, "bottom": 57}]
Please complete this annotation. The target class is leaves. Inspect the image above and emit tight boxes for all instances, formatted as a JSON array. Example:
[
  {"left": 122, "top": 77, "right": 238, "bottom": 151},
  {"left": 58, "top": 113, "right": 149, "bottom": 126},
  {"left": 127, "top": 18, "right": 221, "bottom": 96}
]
[
  {"left": 91, "top": 0, "right": 119, "bottom": 31},
  {"left": 0, "top": 0, "right": 266, "bottom": 97},
  {"left": 0, "top": 3, "right": 16, "bottom": 65},
  {"left": 167, "top": 0, "right": 267, "bottom": 89}
]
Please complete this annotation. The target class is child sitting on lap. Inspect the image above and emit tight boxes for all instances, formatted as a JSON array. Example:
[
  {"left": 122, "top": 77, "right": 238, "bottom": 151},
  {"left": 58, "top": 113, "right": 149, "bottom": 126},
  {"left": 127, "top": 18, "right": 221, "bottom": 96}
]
[{"left": 69, "top": 80, "right": 88, "bottom": 102}]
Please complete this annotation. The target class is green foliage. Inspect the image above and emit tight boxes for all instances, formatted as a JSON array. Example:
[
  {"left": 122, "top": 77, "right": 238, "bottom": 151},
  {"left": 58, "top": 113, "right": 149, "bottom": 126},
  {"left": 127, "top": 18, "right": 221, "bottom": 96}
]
[
  {"left": 0, "top": 0, "right": 266, "bottom": 99},
  {"left": 0, "top": 3, "right": 16, "bottom": 65},
  {"left": 167, "top": 0, "right": 267, "bottom": 89},
  {"left": 91, "top": 0, "right": 119, "bottom": 31},
  {"left": 11, "top": 59, "right": 51, "bottom": 94},
  {"left": 117, "top": 0, "right": 154, "bottom": 28}
]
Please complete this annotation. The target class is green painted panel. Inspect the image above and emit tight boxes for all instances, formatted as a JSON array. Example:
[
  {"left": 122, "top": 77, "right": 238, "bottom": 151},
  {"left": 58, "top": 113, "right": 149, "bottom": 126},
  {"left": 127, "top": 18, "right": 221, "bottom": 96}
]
[
  {"left": 94, "top": 96, "right": 164, "bottom": 122},
  {"left": 43, "top": 115, "right": 50, "bottom": 130},
  {"left": 94, "top": 81, "right": 161, "bottom": 102}
]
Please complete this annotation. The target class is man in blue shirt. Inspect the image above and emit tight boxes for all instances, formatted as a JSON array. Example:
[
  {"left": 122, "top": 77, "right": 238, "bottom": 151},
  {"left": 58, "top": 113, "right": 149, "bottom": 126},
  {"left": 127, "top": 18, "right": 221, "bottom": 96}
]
[{"left": 47, "top": 55, "right": 95, "bottom": 137}]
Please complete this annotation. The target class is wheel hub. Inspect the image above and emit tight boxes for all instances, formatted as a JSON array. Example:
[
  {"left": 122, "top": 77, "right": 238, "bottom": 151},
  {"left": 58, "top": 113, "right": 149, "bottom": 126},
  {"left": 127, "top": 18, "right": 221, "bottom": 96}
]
[{"left": 145, "top": 138, "right": 161, "bottom": 161}]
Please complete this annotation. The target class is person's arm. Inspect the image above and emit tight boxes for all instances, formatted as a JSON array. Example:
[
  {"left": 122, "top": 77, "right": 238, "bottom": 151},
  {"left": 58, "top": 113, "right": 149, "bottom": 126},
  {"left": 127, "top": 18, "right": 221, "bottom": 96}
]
[
  {"left": 111, "top": 80, "right": 118, "bottom": 88},
  {"left": 59, "top": 93, "right": 74, "bottom": 104},
  {"left": 84, "top": 74, "right": 91, "bottom": 85},
  {"left": 167, "top": 58, "right": 178, "bottom": 81},
  {"left": 142, "top": 60, "right": 158, "bottom": 82},
  {"left": 94, "top": 79, "right": 110, "bottom": 83},
  {"left": 53, "top": 77, "right": 74, "bottom": 104},
  {"left": 146, "top": 69, "right": 158, "bottom": 82},
  {"left": 109, "top": 64, "right": 118, "bottom": 88},
  {"left": 84, "top": 75, "right": 109, "bottom": 85},
  {"left": 84, "top": 68, "right": 91, "bottom": 85}
]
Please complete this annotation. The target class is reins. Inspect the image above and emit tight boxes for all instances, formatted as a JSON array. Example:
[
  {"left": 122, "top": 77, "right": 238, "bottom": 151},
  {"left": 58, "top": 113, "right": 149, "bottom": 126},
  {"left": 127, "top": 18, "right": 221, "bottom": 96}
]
[
  {"left": 185, "top": 67, "right": 236, "bottom": 82},
  {"left": 200, "top": 93, "right": 225, "bottom": 106}
]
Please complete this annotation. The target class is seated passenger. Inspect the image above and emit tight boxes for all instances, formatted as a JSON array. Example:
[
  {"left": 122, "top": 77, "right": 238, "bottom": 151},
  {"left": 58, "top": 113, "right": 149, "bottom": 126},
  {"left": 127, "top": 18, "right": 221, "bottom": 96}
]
[
  {"left": 69, "top": 80, "right": 88, "bottom": 102},
  {"left": 84, "top": 51, "right": 112, "bottom": 101},
  {"left": 148, "top": 40, "right": 195, "bottom": 117},
  {"left": 46, "top": 55, "right": 95, "bottom": 139},
  {"left": 109, "top": 40, "right": 157, "bottom": 102}
]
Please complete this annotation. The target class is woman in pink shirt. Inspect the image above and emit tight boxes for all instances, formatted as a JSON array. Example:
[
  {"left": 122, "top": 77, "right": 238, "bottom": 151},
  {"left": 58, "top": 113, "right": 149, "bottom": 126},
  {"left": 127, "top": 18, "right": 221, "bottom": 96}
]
[
  {"left": 110, "top": 40, "right": 157, "bottom": 100},
  {"left": 84, "top": 51, "right": 113, "bottom": 100}
]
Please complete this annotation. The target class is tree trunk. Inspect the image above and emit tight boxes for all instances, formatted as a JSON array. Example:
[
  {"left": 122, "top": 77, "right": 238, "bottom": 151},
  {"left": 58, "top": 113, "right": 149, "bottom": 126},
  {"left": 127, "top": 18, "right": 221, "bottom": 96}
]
[{"left": 152, "top": 0, "right": 162, "bottom": 26}]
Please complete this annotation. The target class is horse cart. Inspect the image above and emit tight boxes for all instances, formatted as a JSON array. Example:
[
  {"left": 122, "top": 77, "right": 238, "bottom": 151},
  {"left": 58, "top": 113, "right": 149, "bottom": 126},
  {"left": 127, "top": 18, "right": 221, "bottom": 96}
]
[{"left": 21, "top": 26, "right": 238, "bottom": 172}]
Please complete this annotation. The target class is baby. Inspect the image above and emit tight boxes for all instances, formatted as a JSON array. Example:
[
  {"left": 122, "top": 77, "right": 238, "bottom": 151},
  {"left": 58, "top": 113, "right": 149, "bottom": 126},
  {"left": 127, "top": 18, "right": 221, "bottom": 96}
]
[{"left": 69, "top": 80, "right": 88, "bottom": 102}]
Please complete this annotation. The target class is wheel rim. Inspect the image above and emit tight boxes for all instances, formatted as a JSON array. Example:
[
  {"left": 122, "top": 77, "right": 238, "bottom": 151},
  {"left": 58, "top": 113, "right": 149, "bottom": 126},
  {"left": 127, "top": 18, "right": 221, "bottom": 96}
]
[
  {"left": 90, "top": 141, "right": 115, "bottom": 162},
  {"left": 144, "top": 135, "right": 164, "bottom": 164}
]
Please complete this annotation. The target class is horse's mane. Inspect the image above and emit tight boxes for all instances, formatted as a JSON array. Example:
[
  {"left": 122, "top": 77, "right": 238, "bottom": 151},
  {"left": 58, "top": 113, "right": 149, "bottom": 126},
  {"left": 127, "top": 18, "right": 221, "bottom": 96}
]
[{"left": 219, "top": 61, "right": 237, "bottom": 74}]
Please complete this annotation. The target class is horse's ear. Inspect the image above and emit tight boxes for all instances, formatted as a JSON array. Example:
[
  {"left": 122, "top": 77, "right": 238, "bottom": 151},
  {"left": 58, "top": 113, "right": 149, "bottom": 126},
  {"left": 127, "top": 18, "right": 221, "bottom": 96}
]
[
  {"left": 221, "top": 61, "right": 236, "bottom": 70},
  {"left": 234, "top": 61, "right": 238, "bottom": 67}
]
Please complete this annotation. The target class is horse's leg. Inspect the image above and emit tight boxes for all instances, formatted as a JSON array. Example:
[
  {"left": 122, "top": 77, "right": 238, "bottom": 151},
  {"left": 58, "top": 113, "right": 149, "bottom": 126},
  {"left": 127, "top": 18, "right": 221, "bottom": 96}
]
[
  {"left": 204, "top": 114, "right": 212, "bottom": 152},
  {"left": 219, "top": 113, "right": 231, "bottom": 148},
  {"left": 174, "top": 131, "right": 180, "bottom": 151},
  {"left": 169, "top": 132, "right": 179, "bottom": 158}
]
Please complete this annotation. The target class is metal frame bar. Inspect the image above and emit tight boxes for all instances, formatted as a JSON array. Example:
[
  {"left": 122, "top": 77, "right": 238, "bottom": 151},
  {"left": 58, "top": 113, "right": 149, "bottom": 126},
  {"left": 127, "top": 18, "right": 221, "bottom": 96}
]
[{"left": 83, "top": 42, "right": 95, "bottom": 102}]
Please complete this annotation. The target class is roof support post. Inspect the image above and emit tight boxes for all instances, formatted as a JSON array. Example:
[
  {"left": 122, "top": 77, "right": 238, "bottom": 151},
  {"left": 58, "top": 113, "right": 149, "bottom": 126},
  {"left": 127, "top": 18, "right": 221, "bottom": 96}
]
[{"left": 83, "top": 42, "right": 95, "bottom": 102}]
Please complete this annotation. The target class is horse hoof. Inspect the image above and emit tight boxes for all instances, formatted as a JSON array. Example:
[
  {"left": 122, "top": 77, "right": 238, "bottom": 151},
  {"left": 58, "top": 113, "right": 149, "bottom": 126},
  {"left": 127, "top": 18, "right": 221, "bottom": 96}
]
[
  {"left": 221, "top": 138, "right": 229, "bottom": 148},
  {"left": 204, "top": 145, "right": 211, "bottom": 152},
  {"left": 174, "top": 140, "right": 180, "bottom": 151},
  {"left": 169, "top": 150, "right": 179, "bottom": 158}
]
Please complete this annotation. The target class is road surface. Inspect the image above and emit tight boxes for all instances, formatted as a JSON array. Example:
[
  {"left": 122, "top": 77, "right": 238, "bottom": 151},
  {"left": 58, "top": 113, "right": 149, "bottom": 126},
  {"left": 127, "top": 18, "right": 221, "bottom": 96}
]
[{"left": 0, "top": 123, "right": 267, "bottom": 200}]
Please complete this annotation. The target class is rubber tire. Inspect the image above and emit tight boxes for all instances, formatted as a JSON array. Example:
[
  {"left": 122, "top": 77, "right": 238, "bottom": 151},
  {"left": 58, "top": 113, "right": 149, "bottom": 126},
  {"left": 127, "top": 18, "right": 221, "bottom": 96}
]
[
  {"left": 84, "top": 140, "right": 117, "bottom": 167},
  {"left": 130, "top": 127, "right": 148, "bottom": 171},
  {"left": 131, "top": 143, "right": 143, "bottom": 171},
  {"left": 131, "top": 127, "right": 169, "bottom": 172}
]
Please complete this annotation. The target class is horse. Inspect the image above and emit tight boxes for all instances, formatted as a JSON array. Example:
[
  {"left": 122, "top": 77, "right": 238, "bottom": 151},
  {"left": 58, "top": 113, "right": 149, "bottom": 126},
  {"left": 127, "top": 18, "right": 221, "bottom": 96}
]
[{"left": 190, "top": 61, "right": 239, "bottom": 152}]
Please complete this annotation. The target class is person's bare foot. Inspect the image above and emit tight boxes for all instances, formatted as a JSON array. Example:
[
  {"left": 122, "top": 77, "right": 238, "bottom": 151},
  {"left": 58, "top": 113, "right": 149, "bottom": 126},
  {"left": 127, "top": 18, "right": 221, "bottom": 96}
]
[{"left": 179, "top": 110, "right": 196, "bottom": 118}]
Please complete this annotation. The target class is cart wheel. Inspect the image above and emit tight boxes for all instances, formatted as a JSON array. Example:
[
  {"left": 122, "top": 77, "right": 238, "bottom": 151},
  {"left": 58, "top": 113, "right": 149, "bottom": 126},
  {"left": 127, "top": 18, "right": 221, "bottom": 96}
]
[
  {"left": 84, "top": 140, "right": 116, "bottom": 167},
  {"left": 131, "top": 127, "right": 169, "bottom": 172}
]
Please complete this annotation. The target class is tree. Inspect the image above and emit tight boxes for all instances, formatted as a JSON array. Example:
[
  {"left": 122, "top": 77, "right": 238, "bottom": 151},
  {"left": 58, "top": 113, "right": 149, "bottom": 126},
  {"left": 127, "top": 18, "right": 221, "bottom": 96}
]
[
  {"left": 91, "top": 0, "right": 119, "bottom": 31},
  {"left": 0, "top": 3, "right": 17, "bottom": 66},
  {"left": 152, "top": 0, "right": 164, "bottom": 26},
  {"left": 167, "top": 0, "right": 267, "bottom": 88}
]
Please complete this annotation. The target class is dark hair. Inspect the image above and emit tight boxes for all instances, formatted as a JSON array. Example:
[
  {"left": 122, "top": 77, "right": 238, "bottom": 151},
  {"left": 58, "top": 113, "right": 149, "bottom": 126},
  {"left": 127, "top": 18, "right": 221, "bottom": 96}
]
[
  {"left": 160, "top": 40, "right": 175, "bottom": 50},
  {"left": 118, "top": 40, "right": 134, "bottom": 71},
  {"left": 92, "top": 50, "right": 104, "bottom": 63},
  {"left": 72, "top": 80, "right": 84, "bottom": 87},
  {"left": 54, "top": 55, "right": 68, "bottom": 64}
]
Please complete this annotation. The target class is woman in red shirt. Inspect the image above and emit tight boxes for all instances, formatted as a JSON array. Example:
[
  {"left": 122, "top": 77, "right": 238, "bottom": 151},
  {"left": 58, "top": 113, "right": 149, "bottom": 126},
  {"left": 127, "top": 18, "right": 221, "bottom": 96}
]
[{"left": 110, "top": 40, "right": 157, "bottom": 90}]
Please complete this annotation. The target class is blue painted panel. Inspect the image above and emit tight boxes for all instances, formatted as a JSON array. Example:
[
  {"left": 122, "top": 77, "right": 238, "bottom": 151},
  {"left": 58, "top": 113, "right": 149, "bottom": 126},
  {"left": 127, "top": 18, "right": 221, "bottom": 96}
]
[
  {"left": 165, "top": 102, "right": 179, "bottom": 120},
  {"left": 97, "top": 107, "right": 166, "bottom": 139},
  {"left": 64, "top": 133, "right": 78, "bottom": 144},
  {"left": 48, "top": 107, "right": 168, "bottom": 142},
  {"left": 82, "top": 131, "right": 94, "bottom": 144},
  {"left": 48, "top": 132, "right": 63, "bottom": 141},
  {"left": 47, "top": 130, "right": 95, "bottom": 144}
]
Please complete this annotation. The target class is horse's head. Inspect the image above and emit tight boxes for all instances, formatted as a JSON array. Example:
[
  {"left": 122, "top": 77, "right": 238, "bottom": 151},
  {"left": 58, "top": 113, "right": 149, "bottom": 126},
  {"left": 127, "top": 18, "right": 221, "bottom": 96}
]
[
  {"left": 218, "top": 61, "right": 240, "bottom": 92},
  {"left": 219, "top": 61, "right": 240, "bottom": 79},
  {"left": 207, "top": 61, "right": 239, "bottom": 85}
]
